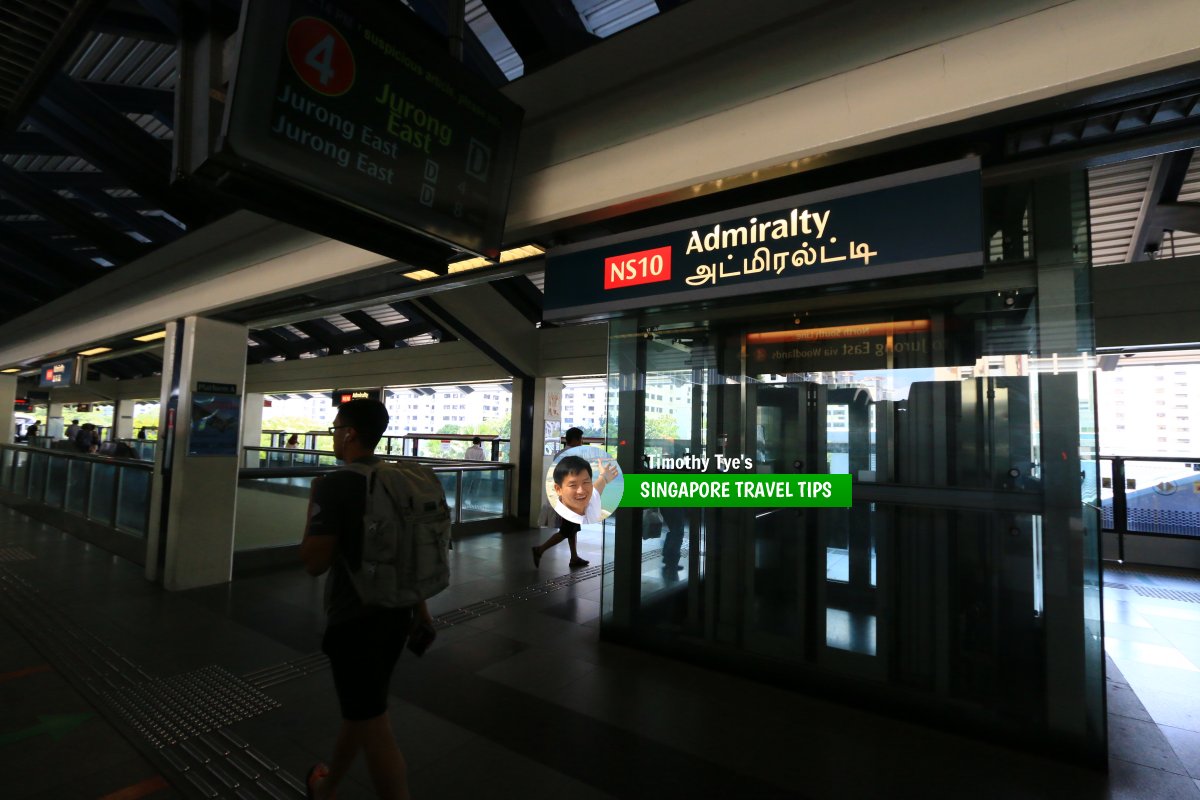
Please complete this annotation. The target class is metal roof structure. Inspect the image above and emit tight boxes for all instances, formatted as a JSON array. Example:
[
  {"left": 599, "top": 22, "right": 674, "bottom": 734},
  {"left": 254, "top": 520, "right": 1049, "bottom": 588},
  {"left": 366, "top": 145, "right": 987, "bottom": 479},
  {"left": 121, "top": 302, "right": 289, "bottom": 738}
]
[
  {"left": 1, "top": 1, "right": 1199, "bottom": 384},
  {"left": 0, "top": 0, "right": 677, "bottom": 379}
]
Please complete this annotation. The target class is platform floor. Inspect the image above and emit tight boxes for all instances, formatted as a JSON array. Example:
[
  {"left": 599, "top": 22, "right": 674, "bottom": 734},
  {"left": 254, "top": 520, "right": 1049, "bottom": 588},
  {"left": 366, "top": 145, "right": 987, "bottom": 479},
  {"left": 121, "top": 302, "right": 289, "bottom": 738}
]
[{"left": 0, "top": 504, "right": 1198, "bottom": 799}]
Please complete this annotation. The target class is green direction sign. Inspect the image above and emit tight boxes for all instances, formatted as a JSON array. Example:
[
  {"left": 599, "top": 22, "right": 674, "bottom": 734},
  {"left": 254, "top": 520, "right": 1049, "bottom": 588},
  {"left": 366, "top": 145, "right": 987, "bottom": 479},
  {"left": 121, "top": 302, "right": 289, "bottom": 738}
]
[
  {"left": 220, "top": 0, "right": 523, "bottom": 258},
  {"left": 622, "top": 474, "right": 852, "bottom": 507},
  {"left": 0, "top": 713, "right": 92, "bottom": 746}
]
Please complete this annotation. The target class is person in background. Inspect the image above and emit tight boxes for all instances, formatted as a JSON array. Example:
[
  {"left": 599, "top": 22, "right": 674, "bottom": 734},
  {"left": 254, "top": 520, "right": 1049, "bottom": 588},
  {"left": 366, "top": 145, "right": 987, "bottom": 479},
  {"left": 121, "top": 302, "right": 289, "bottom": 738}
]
[
  {"left": 74, "top": 423, "right": 98, "bottom": 453},
  {"left": 65, "top": 419, "right": 81, "bottom": 442},
  {"left": 23, "top": 420, "right": 39, "bottom": 443},
  {"left": 463, "top": 436, "right": 485, "bottom": 505},
  {"left": 286, "top": 433, "right": 301, "bottom": 449},
  {"left": 137, "top": 427, "right": 148, "bottom": 440}
]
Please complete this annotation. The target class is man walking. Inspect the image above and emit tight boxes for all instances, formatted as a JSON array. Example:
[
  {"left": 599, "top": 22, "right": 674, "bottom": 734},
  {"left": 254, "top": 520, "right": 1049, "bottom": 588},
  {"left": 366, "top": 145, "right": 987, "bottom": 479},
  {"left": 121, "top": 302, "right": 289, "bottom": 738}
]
[{"left": 300, "top": 398, "right": 432, "bottom": 800}]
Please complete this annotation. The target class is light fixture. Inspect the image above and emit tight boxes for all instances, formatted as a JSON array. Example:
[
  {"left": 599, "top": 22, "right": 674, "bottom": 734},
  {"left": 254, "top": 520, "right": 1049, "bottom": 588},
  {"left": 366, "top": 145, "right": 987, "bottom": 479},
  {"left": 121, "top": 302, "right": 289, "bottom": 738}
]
[
  {"left": 1, "top": 368, "right": 19, "bottom": 374},
  {"left": 133, "top": 331, "right": 166, "bottom": 342},
  {"left": 77, "top": 346, "right": 112, "bottom": 356},
  {"left": 405, "top": 244, "right": 546, "bottom": 282}
]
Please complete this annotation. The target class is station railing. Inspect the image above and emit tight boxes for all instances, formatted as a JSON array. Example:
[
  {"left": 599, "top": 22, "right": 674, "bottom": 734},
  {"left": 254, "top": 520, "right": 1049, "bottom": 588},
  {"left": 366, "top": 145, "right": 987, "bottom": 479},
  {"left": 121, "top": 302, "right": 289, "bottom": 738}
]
[
  {"left": 235, "top": 451, "right": 512, "bottom": 552},
  {"left": 1098, "top": 455, "right": 1200, "bottom": 560},
  {"left": 0, "top": 443, "right": 153, "bottom": 541}
]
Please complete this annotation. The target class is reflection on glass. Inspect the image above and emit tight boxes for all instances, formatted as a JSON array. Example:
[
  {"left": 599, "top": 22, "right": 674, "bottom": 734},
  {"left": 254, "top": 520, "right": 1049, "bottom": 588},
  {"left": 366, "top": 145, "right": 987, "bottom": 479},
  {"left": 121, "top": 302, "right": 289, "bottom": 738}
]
[
  {"left": 89, "top": 462, "right": 116, "bottom": 526},
  {"left": 115, "top": 468, "right": 151, "bottom": 536},
  {"left": 235, "top": 475, "right": 313, "bottom": 550},
  {"left": 65, "top": 459, "right": 89, "bottom": 515},
  {"left": 44, "top": 456, "right": 67, "bottom": 508},
  {"left": 28, "top": 453, "right": 47, "bottom": 502},
  {"left": 826, "top": 608, "right": 877, "bottom": 655}
]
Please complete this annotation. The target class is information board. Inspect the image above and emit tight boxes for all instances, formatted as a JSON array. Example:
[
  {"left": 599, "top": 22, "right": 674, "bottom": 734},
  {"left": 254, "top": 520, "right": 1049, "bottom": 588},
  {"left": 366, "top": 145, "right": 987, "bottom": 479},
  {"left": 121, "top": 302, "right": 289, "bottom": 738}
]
[
  {"left": 219, "top": 0, "right": 523, "bottom": 258},
  {"left": 544, "top": 160, "right": 983, "bottom": 321},
  {"left": 332, "top": 388, "right": 382, "bottom": 405},
  {"left": 38, "top": 357, "right": 78, "bottom": 389}
]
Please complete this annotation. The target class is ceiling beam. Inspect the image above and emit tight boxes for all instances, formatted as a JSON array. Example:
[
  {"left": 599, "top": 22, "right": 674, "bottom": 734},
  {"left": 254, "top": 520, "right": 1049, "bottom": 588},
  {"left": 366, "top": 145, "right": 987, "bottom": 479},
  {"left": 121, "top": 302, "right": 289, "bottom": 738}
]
[
  {"left": 1126, "top": 149, "right": 1194, "bottom": 261},
  {"left": 482, "top": 0, "right": 598, "bottom": 71},
  {"left": 0, "top": 131, "right": 71, "bottom": 156},
  {"left": 73, "top": 188, "right": 183, "bottom": 245},
  {"left": 341, "top": 310, "right": 403, "bottom": 348},
  {"left": 293, "top": 320, "right": 345, "bottom": 355},
  {"left": 0, "top": 218, "right": 105, "bottom": 285},
  {"left": 403, "top": 0, "right": 509, "bottom": 87},
  {"left": 0, "top": 160, "right": 146, "bottom": 262},
  {"left": 94, "top": 8, "right": 176, "bottom": 44},
  {"left": 81, "top": 81, "right": 175, "bottom": 126},
  {"left": 1156, "top": 202, "right": 1200, "bottom": 237},
  {"left": 249, "top": 330, "right": 303, "bottom": 360},
  {"left": 0, "top": 249, "right": 72, "bottom": 297},
  {"left": 29, "top": 75, "right": 200, "bottom": 226},
  {"left": 490, "top": 274, "right": 543, "bottom": 326}
]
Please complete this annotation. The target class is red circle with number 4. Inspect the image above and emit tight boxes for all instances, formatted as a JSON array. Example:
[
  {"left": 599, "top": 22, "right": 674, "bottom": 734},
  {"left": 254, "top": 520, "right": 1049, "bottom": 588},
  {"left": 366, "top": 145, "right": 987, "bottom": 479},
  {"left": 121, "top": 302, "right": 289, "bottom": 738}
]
[{"left": 286, "top": 17, "right": 355, "bottom": 96}]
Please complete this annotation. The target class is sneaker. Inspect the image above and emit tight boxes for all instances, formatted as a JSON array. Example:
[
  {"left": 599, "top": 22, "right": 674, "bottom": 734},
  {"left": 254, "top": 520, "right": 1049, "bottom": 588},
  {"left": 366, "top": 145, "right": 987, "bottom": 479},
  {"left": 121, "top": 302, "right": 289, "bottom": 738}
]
[
  {"left": 306, "top": 763, "right": 333, "bottom": 800},
  {"left": 531, "top": 546, "right": 542, "bottom": 568},
  {"left": 569, "top": 557, "right": 590, "bottom": 568}
]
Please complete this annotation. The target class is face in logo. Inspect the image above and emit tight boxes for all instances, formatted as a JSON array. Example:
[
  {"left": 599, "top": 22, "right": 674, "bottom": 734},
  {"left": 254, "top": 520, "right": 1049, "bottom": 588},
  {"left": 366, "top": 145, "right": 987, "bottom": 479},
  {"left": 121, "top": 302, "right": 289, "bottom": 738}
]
[{"left": 546, "top": 445, "right": 624, "bottom": 524}]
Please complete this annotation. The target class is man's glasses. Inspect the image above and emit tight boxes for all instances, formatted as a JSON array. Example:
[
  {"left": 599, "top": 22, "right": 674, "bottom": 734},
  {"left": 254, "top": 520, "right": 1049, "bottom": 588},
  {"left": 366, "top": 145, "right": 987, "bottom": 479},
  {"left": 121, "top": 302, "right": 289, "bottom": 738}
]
[{"left": 328, "top": 425, "right": 351, "bottom": 435}]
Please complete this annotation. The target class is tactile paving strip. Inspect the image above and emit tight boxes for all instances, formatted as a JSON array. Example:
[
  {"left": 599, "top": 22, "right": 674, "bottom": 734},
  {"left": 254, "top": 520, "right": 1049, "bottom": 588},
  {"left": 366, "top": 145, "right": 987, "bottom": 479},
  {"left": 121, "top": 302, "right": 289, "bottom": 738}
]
[
  {"left": 104, "top": 665, "right": 280, "bottom": 749},
  {"left": 0, "top": 546, "right": 35, "bottom": 562},
  {"left": 0, "top": 566, "right": 307, "bottom": 799},
  {"left": 1130, "top": 585, "right": 1200, "bottom": 604}
]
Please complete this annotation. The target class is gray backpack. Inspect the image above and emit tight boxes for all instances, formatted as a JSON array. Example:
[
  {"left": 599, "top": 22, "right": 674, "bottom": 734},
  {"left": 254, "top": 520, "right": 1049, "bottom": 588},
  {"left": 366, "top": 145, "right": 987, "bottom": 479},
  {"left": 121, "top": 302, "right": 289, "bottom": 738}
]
[{"left": 340, "top": 460, "right": 451, "bottom": 607}]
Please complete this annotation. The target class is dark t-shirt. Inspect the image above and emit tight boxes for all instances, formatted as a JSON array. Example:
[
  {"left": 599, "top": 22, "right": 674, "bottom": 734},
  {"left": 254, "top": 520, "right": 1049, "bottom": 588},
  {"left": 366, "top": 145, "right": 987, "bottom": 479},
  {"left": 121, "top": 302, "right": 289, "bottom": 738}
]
[{"left": 306, "top": 457, "right": 380, "bottom": 626}]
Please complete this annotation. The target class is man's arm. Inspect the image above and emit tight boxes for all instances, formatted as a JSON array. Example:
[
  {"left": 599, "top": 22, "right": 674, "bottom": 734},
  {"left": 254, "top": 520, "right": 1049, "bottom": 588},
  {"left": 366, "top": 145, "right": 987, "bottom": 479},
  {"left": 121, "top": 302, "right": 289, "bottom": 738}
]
[
  {"left": 593, "top": 461, "right": 620, "bottom": 495},
  {"left": 300, "top": 476, "right": 337, "bottom": 575},
  {"left": 300, "top": 534, "right": 335, "bottom": 576}
]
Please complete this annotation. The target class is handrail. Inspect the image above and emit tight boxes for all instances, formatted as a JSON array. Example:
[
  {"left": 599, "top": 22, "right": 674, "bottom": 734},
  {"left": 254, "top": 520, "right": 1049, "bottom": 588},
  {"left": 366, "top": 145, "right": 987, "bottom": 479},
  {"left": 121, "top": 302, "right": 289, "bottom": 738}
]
[
  {"left": 240, "top": 461, "right": 512, "bottom": 478},
  {"left": 1095, "top": 454, "right": 1200, "bottom": 558},
  {"left": 1, "top": 442, "right": 153, "bottom": 470},
  {"left": 245, "top": 446, "right": 511, "bottom": 468}
]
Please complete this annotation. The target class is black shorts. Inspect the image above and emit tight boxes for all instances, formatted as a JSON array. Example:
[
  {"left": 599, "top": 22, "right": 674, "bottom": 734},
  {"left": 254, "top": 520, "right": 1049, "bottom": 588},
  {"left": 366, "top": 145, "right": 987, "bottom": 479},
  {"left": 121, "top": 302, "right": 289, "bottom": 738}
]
[{"left": 321, "top": 606, "right": 414, "bottom": 721}]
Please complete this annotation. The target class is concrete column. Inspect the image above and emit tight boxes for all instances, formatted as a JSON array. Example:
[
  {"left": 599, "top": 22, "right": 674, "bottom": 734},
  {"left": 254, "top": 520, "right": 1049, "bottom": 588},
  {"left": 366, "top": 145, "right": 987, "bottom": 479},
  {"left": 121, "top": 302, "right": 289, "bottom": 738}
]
[
  {"left": 0, "top": 374, "right": 15, "bottom": 443},
  {"left": 146, "top": 316, "right": 248, "bottom": 590},
  {"left": 47, "top": 401, "right": 65, "bottom": 439},
  {"left": 511, "top": 377, "right": 562, "bottom": 527},
  {"left": 112, "top": 398, "right": 135, "bottom": 440},
  {"left": 241, "top": 392, "right": 264, "bottom": 455}
]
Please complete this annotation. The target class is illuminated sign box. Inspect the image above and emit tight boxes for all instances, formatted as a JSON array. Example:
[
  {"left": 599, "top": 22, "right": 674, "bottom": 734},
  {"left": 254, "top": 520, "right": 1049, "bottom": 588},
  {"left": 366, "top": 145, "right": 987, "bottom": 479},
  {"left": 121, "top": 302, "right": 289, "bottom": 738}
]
[
  {"left": 332, "top": 388, "right": 382, "bottom": 406},
  {"left": 38, "top": 357, "right": 79, "bottom": 389},
  {"left": 544, "top": 160, "right": 983, "bottom": 322},
  {"left": 196, "top": 0, "right": 523, "bottom": 260}
]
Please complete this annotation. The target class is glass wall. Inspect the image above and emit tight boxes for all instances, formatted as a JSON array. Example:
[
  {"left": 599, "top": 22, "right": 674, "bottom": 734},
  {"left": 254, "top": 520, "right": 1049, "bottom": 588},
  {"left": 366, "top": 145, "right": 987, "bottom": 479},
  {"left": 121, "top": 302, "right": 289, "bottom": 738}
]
[{"left": 601, "top": 173, "right": 1104, "bottom": 762}]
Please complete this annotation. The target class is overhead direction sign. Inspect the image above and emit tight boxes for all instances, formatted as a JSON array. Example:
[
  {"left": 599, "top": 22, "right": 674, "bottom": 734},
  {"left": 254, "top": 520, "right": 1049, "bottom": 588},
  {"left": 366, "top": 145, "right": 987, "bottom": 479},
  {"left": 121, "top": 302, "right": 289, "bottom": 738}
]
[
  {"left": 206, "top": 0, "right": 523, "bottom": 259},
  {"left": 332, "top": 388, "right": 383, "bottom": 405},
  {"left": 544, "top": 160, "right": 983, "bottom": 321}
]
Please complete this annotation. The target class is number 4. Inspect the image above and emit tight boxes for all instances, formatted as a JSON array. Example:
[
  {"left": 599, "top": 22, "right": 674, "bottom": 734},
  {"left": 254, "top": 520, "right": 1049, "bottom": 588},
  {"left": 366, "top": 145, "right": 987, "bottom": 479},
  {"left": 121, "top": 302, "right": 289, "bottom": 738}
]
[{"left": 305, "top": 35, "right": 336, "bottom": 86}]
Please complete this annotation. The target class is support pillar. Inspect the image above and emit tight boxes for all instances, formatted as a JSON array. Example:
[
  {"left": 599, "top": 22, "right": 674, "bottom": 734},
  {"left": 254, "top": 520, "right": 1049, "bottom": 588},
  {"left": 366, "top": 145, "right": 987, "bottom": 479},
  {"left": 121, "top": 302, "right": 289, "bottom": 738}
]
[
  {"left": 1032, "top": 171, "right": 1105, "bottom": 764},
  {"left": 509, "top": 377, "right": 543, "bottom": 527},
  {"left": 47, "top": 400, "right": 65, "bottom": 439},
  {"left": 145, "top": 316, "right": 248, "bottom": 590},
  {"left": 0, "top": 374, "right": 15, "bottom": 443},
  {"left": 112, "top": 398, "right": 135, "bottom": 440},
  {"left": 242, "top": 393, "right": 264, "bottom": 460}
]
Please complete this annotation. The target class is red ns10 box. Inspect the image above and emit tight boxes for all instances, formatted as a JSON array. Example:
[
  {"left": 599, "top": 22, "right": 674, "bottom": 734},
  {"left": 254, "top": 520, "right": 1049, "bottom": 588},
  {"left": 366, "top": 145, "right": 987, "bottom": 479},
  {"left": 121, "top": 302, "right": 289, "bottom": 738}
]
[{"left": 604, "top": 245, "right": 672, "bottom": 290}]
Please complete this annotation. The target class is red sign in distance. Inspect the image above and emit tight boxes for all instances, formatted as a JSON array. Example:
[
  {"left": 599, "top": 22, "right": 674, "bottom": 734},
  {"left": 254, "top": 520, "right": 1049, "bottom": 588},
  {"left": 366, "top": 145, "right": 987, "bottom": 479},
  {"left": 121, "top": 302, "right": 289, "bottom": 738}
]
[
  {"left": 287, "top": 17, "right": 356, "bottom": 96},
  {"left": 604, "top": 245, "right": 672, "bottom": 290}
]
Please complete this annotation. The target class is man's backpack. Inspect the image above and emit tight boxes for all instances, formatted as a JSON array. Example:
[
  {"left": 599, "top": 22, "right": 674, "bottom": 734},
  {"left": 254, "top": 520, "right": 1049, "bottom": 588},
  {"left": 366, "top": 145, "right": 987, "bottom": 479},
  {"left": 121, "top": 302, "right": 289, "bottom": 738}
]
[{"left": 339, "top": 460, "right": 451, "bottom": 607}]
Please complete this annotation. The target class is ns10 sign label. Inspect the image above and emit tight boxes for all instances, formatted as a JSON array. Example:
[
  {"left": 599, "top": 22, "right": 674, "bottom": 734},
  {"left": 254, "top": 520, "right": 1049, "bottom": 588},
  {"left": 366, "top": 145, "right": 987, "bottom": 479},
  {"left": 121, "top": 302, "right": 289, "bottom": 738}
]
[{"left": 604, "top": 246, "right": 671, "bottom": 290}]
